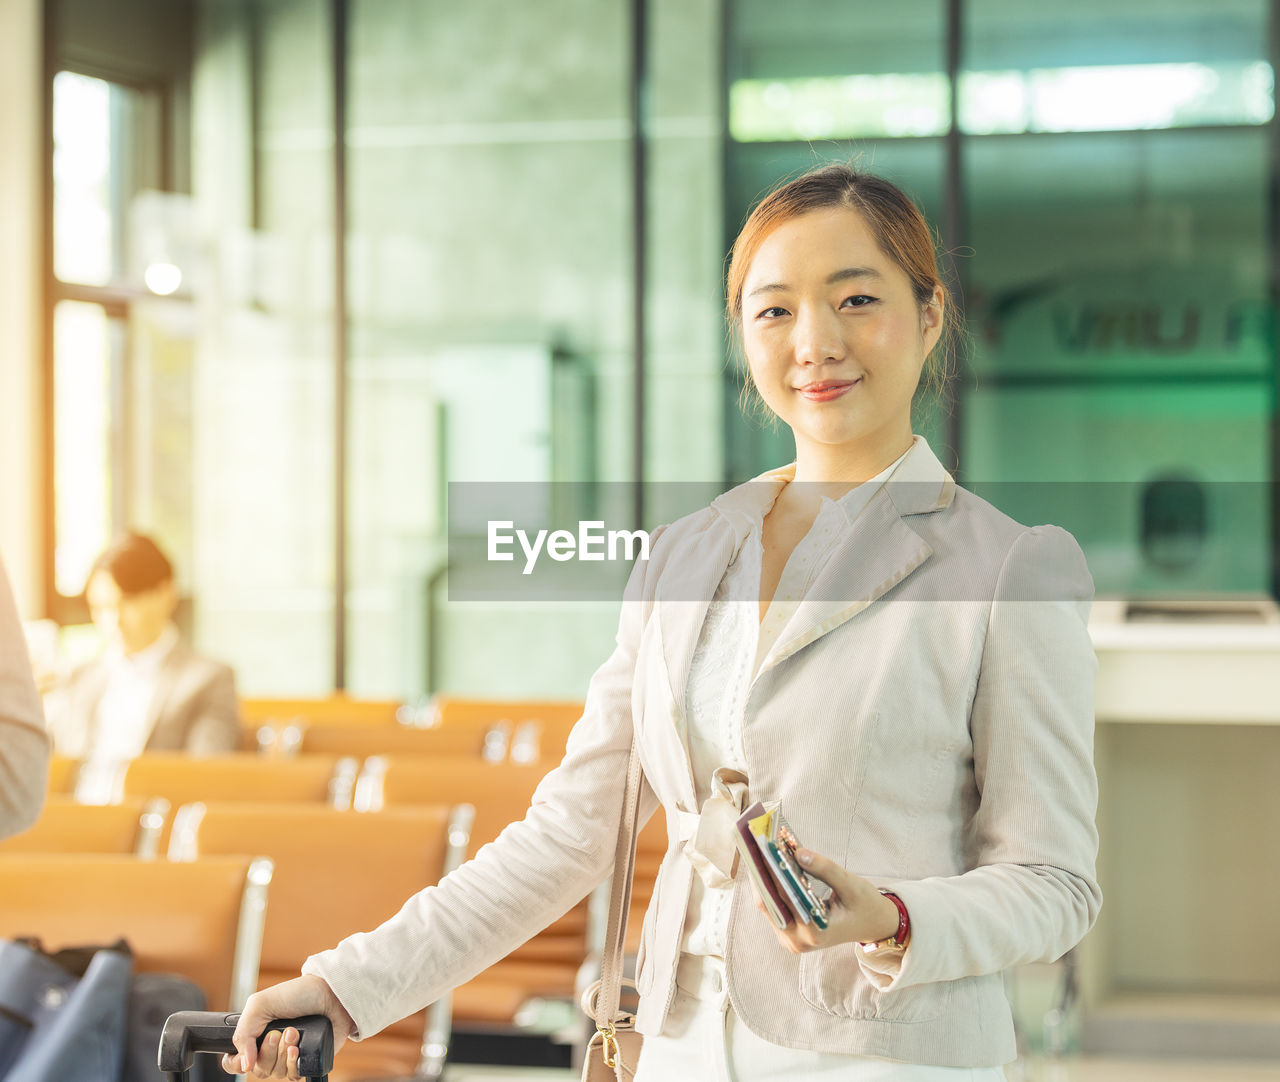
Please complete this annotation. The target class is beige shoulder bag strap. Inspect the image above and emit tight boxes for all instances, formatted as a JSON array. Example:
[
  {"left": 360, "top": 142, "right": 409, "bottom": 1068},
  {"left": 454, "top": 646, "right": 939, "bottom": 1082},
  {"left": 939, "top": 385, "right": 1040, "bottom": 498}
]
[{"left": 579, "top": 739, "right": 644, "bottom": 1081}]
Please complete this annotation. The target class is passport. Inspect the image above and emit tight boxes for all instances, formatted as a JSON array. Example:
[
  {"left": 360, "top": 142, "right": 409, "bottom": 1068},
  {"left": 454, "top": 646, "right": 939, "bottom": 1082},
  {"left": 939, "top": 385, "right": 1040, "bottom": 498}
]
[{"left": 733, "top": 800, "right": 834, "bottom": 930}]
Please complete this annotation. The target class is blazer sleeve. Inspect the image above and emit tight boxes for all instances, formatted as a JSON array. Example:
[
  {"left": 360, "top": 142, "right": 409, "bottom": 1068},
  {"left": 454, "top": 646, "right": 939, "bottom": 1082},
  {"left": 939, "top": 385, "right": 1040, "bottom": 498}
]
[
  {"left": 0, "top": 557, "right": 50, "bottom": 838},
  {"left": 301, "top": 526, "right": 667, "bottom": 1040},
  {"left": 860, "top": 524, "right": 1102, "bottom": 990}
]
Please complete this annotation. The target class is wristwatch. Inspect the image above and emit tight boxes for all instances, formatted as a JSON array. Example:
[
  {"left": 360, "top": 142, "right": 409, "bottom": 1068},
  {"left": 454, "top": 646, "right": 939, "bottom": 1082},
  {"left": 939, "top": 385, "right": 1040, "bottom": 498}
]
[{"left": 858, "top": 890, "right": 910, "bottom": 953}]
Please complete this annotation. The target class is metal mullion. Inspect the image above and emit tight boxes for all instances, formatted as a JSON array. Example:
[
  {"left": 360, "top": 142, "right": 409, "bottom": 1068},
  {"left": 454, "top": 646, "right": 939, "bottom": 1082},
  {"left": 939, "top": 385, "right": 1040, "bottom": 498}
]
[
  {"left": 332, "top": 0, "right": 349, "bottom": 690},
  {"left": 107, "top": 307, "right": 131, "bottom": 535},
  {"left": 630, "top": 0, "right": 649, "bottom": 529},
  {"left": 972, "top": 370, "right": 1271, "bottom": 390},
  {"left": 1269, "top": 0, "right": 1280, "bottom": 601},
  {"left": 40, "top": 0, "right": 57, "bottom": 620},
  {"left": 247, "top": 0, "right": 263, "bottom": 232},
  {"left": 719, "top": 0, "right": 751, "bottom": 487},
  {"left": 944, "top": 0, "right": 967, "bottom": 482},
  {"left": 729, "top": 135, "right": 951, "bottom": 150},
  {"left": 969, "top": 123, "right": 1271, "bottom": 142},
  {"left": 108, "top": 83, "right": 131, "bottom": 284}
]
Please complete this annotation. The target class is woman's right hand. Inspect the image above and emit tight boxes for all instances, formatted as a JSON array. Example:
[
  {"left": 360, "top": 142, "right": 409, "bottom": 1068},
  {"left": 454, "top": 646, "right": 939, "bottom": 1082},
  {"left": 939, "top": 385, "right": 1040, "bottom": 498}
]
[{"left": 221, "top": 974, "right": 356, "bottom": 1079}]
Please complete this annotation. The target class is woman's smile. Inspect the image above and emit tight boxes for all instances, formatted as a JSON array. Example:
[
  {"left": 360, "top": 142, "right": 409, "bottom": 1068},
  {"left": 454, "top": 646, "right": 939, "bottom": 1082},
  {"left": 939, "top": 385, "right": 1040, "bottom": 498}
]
[{"left": 796, "top": 377, "right": 861, "bottom": 402}]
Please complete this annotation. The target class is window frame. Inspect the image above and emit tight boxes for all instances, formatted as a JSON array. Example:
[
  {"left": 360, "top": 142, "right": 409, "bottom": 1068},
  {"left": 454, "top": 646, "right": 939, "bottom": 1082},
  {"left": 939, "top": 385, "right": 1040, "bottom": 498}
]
[{"left": 44, "top": 61, "right": 178, "bottom": 624}]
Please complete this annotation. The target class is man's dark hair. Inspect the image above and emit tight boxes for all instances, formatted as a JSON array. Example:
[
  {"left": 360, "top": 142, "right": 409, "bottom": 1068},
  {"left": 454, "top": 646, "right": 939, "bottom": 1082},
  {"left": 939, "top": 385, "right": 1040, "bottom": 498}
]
[{"left": 89, "top": 532, "right": 175, "bottom": 596}]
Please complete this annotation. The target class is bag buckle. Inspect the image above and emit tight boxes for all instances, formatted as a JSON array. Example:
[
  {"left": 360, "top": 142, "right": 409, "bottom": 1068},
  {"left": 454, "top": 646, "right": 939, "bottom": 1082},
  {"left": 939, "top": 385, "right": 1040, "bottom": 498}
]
[{"left": 597, "top": 1022, "right": 620, "bottom": 1069}]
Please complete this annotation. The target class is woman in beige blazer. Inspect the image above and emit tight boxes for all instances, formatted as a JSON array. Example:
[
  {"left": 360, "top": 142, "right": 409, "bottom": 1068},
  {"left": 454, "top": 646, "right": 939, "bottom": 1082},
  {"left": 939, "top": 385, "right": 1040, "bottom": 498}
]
[{"left": 229, "top": 166, "right": 1100, "bottom": 1080}]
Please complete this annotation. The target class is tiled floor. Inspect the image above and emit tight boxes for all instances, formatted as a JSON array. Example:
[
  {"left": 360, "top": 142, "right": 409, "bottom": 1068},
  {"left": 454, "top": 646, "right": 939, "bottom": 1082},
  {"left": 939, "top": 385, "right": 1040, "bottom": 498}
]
[
  {"left": 443, "top": 1057, "right": 1280, "bottom": 1081},
  {"left": 1009, "top": 1055, "right": 1280, "bottom": 1081}
]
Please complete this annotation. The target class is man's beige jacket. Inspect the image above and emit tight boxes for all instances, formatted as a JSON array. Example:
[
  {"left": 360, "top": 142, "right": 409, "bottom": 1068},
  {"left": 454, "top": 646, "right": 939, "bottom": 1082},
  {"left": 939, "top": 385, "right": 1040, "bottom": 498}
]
[
  {"left": 50, "top": 641, "right": 239, "bottom": 757},
  {"left": 305, "top": 436, "right": 1101, "bottom": 1068},
  {"left": 0, "top": 557, "right": 49, "bottom": 838}
]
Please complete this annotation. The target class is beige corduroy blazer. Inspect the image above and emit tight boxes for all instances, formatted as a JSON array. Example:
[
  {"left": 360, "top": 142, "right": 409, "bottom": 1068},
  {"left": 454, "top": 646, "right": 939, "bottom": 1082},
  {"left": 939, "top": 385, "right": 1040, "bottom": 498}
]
[
  {"left": 305, "top": 435, "right": 1101, "bottom": 1069},
  {"left": 52, "top": 641, "right": 240, "bottom": 758}
]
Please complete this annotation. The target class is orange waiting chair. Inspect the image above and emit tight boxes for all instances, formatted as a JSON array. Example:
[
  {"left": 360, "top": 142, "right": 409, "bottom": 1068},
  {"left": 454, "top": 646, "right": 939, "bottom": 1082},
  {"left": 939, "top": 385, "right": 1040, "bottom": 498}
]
[
  {"left": 122, "top": 752, "right": 360, "bottom": 808},
  {"left": 120, "top": 752, "right": 360, "bottom": 852},
  {"left": 169, "top": 801, "right": 469, "bottom": 1082},
  {"left": 295, "top": 721, "right": 511, "bottom": 760},
  {"left": 355, "top": 756, "right": 594, "bottom": 1035},
  {"left": 355, "top": 756, "right": 550, "bottom": 850},
  {"left": 239, "top": 694, "right": 403, "bottom": 727},
  {"left": 295, "top": 705, "right": 585, "bottom": 764},
  {"left": 0, "top": 853, "right": 273, "bottom": 1011},
  {"left": 426, "top": 696, "right": 583, "bottom": 730},
  {"left": 46, "top": 754, "right": 81, "bottom": 794},
  {"left": 240, "top": 695, "right": 405, "bottom": 754},
  {"left": 624, "top": 813, "right": 669, "bottom": 956},
  {"left": 261, "top": 698, "right": 586, "bottom": 762},
  {"left": 428, "top": 697, "right": 584, "bottom": 763},
  {"left": 0, "top": 794, "right": 170, "bottom": 857}
]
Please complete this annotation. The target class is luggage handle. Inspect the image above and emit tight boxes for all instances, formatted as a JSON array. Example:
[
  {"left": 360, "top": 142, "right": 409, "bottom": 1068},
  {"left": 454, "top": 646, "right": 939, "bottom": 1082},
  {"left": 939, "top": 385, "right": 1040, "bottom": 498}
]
[{"left": 157, "top": 1010, "right": 334, "bottom": 1081}]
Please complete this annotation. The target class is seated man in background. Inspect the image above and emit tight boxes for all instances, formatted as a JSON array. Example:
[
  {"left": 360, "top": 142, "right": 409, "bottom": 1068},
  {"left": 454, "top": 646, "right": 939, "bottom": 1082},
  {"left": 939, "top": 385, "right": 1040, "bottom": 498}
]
[
  {"left": 49, "top": 532, "right": 239, "bottom": 802},
  {"left": 0, "top": 554, "right": 49, "bottom": 837}
]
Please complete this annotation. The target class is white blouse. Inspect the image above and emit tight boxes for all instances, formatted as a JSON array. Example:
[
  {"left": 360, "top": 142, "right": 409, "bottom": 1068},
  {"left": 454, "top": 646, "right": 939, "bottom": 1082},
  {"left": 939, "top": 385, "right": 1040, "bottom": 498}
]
[
  {"left": 678, "top": 441, "right": 914, "bottom": 957},
  {"left": 76, "top": 623, "right": 180, "bottom": 805}
]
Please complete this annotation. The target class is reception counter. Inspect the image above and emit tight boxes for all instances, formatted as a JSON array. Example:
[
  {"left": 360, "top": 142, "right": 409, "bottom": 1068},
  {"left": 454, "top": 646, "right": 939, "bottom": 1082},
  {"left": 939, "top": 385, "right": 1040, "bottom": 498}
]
[{"left": 1079, "top": 609, "right": 1280, "bottom": 1058}]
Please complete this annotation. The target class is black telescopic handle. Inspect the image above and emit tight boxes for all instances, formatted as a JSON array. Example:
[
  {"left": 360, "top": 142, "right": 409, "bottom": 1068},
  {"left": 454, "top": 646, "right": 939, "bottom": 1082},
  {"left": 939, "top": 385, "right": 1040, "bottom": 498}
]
[{"left": 157, "top": 1010, "right": 335, "bottom": 1080}]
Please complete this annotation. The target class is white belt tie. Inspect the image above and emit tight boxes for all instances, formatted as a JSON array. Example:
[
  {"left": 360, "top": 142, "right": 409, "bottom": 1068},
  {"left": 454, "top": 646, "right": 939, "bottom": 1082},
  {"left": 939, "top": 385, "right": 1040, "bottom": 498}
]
[{"left": 674, "top": 767, "right": 750, "bottom": 890}]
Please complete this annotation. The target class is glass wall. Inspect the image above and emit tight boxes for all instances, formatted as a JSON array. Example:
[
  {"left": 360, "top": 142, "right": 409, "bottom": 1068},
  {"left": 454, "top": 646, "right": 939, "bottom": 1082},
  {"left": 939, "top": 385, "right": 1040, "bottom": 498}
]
[
  {"left": 191, "top": 0, "right": 337, "bottom": 693},
  {"left": 58, "top": 0, "right": 1276, "bottom": 697},
  {"left": 180, "top": 0, "right": 730, "bottom": 697},
  {"left": 341, "top": 0, "right": 728, "bottom": 698},
  {"left": 724, "top": 0, "right": 953, "bottom": 480},
  {"left": 342, "top": 0, "right": 635, "bottom": 697},
  {"left": 963, "top": 0, "right": 1274, "bottom": 598},
  {"left": 725, "top": 0, "right": 1277, "bottom": 600}
]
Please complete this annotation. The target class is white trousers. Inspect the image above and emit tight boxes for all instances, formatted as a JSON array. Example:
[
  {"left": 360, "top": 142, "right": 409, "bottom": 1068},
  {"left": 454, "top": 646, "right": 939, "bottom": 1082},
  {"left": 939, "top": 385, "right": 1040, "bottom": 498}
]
[{"left": 633, "top": 954, "right": 1007, "bottom": 1082}]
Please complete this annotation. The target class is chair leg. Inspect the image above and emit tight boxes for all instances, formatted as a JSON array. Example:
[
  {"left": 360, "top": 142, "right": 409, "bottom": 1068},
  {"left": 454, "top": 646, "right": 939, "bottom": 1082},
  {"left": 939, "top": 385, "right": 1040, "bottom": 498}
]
[
  {"left": 1043, "top": 947, "right": 1079, "bottom": 1060},
  {"left": 415, "top": 993, "right": 451, "bottom": 1081}
]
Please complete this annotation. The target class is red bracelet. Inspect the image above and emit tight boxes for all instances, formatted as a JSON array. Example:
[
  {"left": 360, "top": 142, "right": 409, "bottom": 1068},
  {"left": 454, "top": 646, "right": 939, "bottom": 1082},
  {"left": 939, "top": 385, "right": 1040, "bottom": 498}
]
[
  {"left": 858, "top": 891, "right": 911, "bottom": 950},
  {"left": 881, "top": 891, "right": 910, "bottom": 946}
]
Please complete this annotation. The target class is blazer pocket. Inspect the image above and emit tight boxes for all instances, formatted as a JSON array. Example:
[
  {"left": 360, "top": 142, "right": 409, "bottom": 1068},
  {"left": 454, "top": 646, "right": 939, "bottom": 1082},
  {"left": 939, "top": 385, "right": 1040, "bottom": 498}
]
[{"left": 797, "top": 943, "right": 952, "bottom": 1023}]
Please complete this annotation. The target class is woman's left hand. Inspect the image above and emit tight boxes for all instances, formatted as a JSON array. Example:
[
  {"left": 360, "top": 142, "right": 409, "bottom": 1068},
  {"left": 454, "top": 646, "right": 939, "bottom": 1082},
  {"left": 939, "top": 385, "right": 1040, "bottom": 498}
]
[{"left": 750, "top": 848, "right": 902, "bottom": 953}]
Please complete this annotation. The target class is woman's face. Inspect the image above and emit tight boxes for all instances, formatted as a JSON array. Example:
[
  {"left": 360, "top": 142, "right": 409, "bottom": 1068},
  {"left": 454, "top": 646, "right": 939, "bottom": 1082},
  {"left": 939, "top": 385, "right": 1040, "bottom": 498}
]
[
  {"left": 739, "top": 206, "right": 942, "bottom": 468},
  {"left": 87, "top": 570, "right": 176, "bottom": 656}
]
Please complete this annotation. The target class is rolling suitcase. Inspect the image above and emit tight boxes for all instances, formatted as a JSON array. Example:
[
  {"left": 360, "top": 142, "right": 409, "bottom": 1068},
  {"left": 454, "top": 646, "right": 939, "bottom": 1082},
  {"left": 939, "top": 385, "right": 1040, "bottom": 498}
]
[{"left": 157, "top": 1011, "right": 334, "bottom": 1081}]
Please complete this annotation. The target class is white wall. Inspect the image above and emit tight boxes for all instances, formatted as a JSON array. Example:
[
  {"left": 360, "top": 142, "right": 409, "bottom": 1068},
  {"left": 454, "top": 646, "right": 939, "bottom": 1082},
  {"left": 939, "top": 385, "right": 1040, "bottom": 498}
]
[{"left": 0, "top": 0, "right": 45, "bottom": 616}]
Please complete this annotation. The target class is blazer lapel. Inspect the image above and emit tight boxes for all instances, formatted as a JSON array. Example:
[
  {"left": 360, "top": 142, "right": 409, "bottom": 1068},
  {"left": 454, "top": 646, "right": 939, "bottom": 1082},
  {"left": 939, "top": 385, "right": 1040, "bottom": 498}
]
[
  {"left": 756, "top": 437, "right": 957, "bottom": 677},
  {"left": 755, "top": 492, "right": 930, "bottom": 675},
  {"left": 142, "top": 644, "right": 185, "bottom": 751},
  {"left": 645, "top": 437, "right": 955, "bottom": 776}
]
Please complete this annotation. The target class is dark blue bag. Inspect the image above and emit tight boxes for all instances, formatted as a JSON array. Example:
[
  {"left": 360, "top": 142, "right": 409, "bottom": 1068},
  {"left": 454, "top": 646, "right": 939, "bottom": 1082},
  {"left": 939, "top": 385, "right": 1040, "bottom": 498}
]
[{"left": 0, "top": 938, "right": 133, "bottom": 1082}]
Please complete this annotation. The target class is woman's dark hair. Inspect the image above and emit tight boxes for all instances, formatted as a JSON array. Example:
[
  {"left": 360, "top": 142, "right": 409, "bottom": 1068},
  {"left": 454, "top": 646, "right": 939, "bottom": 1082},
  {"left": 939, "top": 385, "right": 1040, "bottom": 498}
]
[
  {"left": 726, "top": 163, "right": 962, "bottom": 422},
  {"left": 89, "top": 532, "right": 174, "bottom": 596}
]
